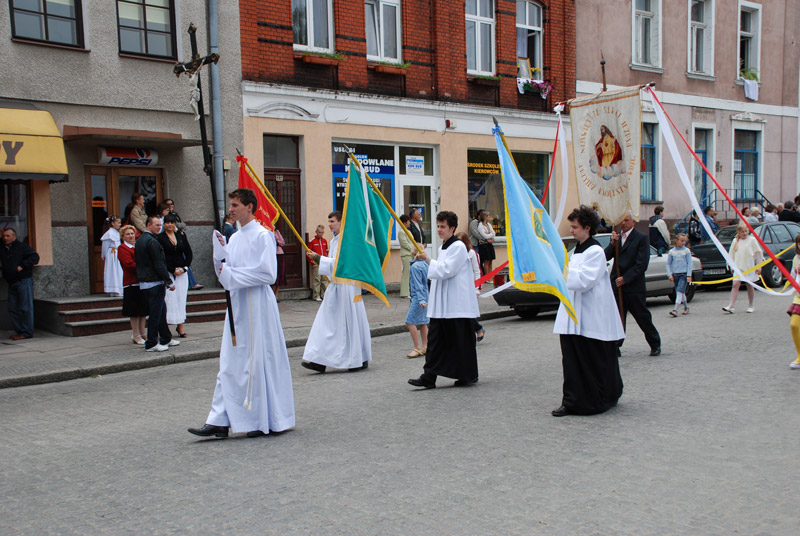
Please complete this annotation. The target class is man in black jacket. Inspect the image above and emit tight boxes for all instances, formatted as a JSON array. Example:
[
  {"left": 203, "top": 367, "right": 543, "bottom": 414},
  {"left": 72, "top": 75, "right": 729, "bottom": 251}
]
[
  {"left": 605, "top": 213, "right": 662, "bottom": 356},
  {"left": 136, "top": 215, "right": 178, "bottom": 352},
  {"left": 778, "top": 200, "right": 800, "bottom": 223},
  {"left": 0, "top": 229, "right": 39, "bottom": 340}
]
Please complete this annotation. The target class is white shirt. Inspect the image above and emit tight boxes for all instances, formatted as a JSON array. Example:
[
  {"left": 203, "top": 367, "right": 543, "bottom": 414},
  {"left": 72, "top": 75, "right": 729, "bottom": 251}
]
[{"left": 427, "top": 238, "right": 480, "bottom": 319}]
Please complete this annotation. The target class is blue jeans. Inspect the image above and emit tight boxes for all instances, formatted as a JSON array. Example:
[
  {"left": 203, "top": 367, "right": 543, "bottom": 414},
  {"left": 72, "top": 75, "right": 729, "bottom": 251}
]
[
  {"left": 187, "top": 265, "right": 199, "bottom": 287},
  {"left": 8, "top": 277, "right": 34, "bottom": 338},
  {"left": 142, "top": 284, "right": 172, "bottom": 348}
]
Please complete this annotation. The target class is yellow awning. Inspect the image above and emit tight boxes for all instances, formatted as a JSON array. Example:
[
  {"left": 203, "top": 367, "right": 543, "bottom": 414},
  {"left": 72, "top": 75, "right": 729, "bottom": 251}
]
[{"left": 0, "top": 103, "right": 68, "bottom": 182}]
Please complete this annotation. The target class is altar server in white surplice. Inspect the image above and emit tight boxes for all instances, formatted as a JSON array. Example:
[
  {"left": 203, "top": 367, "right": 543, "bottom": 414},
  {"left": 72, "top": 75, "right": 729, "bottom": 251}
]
[
  {"left": 101, "top": 216, "right": 123, "bottom": 296},
  {"left": 551, "top": 205, "right": 625, "bottom": 418},
  {"left": 301, "top": 210, "right": 371, "bottom": 373},
  {"left": 188, "top": 188, "right": 295, "bottom": 439}
]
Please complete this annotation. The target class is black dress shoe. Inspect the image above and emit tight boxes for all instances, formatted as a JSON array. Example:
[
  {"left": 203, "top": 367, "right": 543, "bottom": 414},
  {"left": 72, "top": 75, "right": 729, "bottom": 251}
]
[
  {"left": 301, "top": 361, "right": 326, "bottom": 373},
  {"left": 454, "top": 377, "right": 478, "bottom": 387},
  {"left": 551, "top": 405, "right": 573, "bottom": 417},
  {"left": 348, "top": 362, "right": 369, "bottom": 372},
  {"left": 246, "top": 430, "right": 266, "bottom": 438},
  {"left": 408, "top": 377, "right": 436, "bottom": 389},
  {"left": 188, "top": 424, "right": 229, "bottom": 437},
  {"left": 649, "top": 346, "right": 661, "bottom": 356}
]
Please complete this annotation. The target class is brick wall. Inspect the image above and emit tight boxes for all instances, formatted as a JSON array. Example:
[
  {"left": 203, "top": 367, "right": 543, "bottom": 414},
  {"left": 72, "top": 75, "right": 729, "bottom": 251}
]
[{"left": 240, "top": 0, "right": 575, "bottom": 109}]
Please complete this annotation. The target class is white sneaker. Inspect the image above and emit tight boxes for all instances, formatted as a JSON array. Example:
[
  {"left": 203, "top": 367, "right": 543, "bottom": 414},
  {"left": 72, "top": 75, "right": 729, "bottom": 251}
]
[
  {"left": 746, "top": 307, "right": 754, "bottom": 313},
  {"left": 722, "top": 306, "right": 734, "bottom": 314},
  {"left": 314, "top": 298, "right": 322, "bottom": 302},
  {"left": 167, "top": 339, "right": 181, "bottom": 347},
  {"left": 146, "top": 344, "right": 169, "bottom": 352},
  {"left": 790, "top": 360, "right": 800, "bottom": 369}
]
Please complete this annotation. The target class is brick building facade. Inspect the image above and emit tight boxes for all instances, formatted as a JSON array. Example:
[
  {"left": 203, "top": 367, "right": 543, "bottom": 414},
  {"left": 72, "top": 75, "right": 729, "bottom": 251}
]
[{"left": 238, "top": 0, "right": 577, "bottom": 287}]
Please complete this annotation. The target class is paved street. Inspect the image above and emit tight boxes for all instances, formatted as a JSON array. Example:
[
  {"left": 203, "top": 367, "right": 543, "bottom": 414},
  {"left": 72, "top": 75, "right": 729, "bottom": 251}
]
[{"left": 1, "top": 287, "right": 798, "bottom": 535}]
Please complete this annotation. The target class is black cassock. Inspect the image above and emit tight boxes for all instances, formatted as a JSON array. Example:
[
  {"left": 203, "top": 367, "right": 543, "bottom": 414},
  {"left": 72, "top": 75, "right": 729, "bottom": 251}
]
[
  {"left": 559, "top": 335, "right": 622, "bottom": 414},
  {"left": 422, "top": 318, "right": 478, "bottom": 382}
]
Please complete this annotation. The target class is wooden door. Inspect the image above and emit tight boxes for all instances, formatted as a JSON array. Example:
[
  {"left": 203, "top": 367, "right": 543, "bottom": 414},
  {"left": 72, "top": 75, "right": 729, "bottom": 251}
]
[
  {"left": 86, "top": 166, "right": 163, "bottom": 294},
  {"left": 264, "top": 169, "right": 303, "bottom": 288}
]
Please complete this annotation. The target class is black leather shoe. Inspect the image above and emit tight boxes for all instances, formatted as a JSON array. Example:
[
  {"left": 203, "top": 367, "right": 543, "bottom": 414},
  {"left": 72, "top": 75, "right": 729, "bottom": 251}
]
[
  {"left": 408, "top": 377, "right": 436, "bottom": 389},
  {"left": 649, "top": 346, "right": 661, "bottom": 356},
  {"left": 551, "top": 406, "right": 573, "bottom": 417},
  {"left": 454, "top": 377, "right": 478, "bottom": 387},
  {"left": 246, "top": 430, "right": 266, "bottom": 438},
  {"left": 301, "top": 361, "right": 326, "bottom": 373},
  {"left": 188, "top": 424, "right": 229, "bottom": 437},
  {"left": 348, "top": 362, "right": 368, "bottom": 372}
]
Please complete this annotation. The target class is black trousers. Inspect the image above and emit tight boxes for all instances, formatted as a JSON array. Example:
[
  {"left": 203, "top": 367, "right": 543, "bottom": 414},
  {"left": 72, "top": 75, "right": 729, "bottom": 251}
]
[
  {"left": 142, "top": 284, "right": 172, "bottom": 349},
  {"left": 616, "top": 291, "right": 661, "bottom": 350}
]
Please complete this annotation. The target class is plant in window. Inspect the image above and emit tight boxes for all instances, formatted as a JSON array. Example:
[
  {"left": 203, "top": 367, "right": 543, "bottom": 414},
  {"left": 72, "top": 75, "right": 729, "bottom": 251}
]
[
  {"left": 739, "top": 61, "right": 759, "bottom": 82},
  {"left": 519, "top": 78, "right": 553, "bottom": 99}
]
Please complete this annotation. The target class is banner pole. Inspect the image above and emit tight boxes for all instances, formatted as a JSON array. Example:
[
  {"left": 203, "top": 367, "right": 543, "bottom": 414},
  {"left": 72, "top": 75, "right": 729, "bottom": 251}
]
[{"left": 345, "top": 151, "right": 425, "bottom": 255}]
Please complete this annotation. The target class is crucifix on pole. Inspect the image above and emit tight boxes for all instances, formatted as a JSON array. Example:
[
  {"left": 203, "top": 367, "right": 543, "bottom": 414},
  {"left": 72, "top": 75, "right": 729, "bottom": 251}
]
[{"left": 173, "top": 23, "right": 236, "bottom": 345}]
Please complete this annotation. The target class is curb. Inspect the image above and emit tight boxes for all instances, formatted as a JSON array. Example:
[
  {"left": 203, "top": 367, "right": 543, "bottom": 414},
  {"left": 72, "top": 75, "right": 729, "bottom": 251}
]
[{"left": 0, "top": 309, "right": 517, "bottom": 389}]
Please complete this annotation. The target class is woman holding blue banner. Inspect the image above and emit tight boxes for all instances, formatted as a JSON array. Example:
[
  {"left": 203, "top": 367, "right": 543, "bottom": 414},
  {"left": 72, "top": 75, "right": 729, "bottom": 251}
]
[{"left": 552, "top": 206, "right": 625, "bottom": 417}]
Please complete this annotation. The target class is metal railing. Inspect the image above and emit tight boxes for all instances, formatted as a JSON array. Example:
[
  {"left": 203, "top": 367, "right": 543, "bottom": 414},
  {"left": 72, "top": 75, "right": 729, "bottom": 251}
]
[{"left": 673, "top": 188, "right": 771, "bottom": 234}]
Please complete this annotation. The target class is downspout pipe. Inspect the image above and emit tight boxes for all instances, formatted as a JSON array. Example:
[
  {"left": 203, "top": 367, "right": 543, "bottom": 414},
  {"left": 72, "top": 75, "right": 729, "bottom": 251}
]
[{"left": 208, "top": 0, "right": 225, "bottom": 224}]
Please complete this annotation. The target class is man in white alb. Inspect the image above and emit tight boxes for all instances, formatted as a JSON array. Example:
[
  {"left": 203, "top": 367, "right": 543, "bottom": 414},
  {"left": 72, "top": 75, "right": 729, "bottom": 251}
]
[{"left": 188, "top": 188, "right": 295, "bottom": 438}]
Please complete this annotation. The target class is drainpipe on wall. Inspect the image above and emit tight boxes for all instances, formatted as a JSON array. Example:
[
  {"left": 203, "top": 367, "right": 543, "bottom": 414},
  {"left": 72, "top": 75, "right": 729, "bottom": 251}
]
[{"left": 208, "top": 0, "right": 225, "bottom": 224}]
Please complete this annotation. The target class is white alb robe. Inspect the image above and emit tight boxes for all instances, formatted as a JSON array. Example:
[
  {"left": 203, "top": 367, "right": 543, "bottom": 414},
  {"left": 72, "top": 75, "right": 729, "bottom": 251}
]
[
  {"left": 302, "top": 233, "right": 372, "bottom": 369},
  {"left": 206, "top": 220, "right": 295, "bottom": 434},
  {"left": 427, "top": 240, "right": 480, "bottom": 319},
  {"left": 554, "top": 243, "right": 626, "bottom": 341},
  {"left": 100, "top": 227, "right": 123, "bottom": 295}
]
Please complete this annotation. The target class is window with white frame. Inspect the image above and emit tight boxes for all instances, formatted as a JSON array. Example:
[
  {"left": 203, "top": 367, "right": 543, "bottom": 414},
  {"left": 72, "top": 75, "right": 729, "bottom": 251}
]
[
  {"left": 516, "top": 1, "right": 543, "bottom": 80},
  {"left": 292, "top": 0, "right": 333, "bottom": 51},
  {"left": 365, "top": 0, "right": 401, "bottom": 62},
  {"left": 738, "top": 3, "right": 760, "bottom": 80},
  {"left": 689, "top": 0, "right": 714, "bottom": 75},
  {"left": 466, "top": 0, "right": 495, "bottom": 75},
  {"left": 633, "top": 0, "right": 660, "bottom": 67}
]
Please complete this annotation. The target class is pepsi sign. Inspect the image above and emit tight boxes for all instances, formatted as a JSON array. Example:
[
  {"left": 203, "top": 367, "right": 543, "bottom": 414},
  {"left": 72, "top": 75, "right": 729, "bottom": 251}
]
[{"left": 99, "top": 147, "right": 159, "bottom": 166}]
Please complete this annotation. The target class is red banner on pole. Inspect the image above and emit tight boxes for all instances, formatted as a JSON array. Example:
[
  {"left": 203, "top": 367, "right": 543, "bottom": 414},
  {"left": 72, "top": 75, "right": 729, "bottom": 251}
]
[{"left": 236, "top": 155, "right": 279, "bottom": 231}]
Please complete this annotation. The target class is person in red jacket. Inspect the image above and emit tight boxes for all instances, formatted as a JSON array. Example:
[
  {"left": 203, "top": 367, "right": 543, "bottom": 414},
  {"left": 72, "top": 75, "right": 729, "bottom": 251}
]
[
  {"left": 118, "top": 225, "right": 148, "bottom": 344},
  {"left": 307, "top": 224, "right": 329, "bottom": 301}
]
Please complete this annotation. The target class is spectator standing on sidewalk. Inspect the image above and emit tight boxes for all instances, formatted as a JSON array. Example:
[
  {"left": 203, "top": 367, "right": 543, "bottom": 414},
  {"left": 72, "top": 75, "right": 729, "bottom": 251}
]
[
  {"left": 666, "top": 233, "right": 692, "bottom": 317},
  {"left": 165, "top": 198, "right": 203, "bottom": 290},
  {"left": 272, "top": 227, "right": 286, "bottom": 300},
  {"left": 128, "top": 192, "right": 147, "bottom": 236},
  {"left": 135, "top": 215, "right": 179, "bottom": 352},
  {"left": 398, "top": 215, "right": 414, "bottom": 298},
  {"left": 648, "top": 206, "right": 670, "bottom": 254},
  {"left": 118, "top": 225, "right": 147, "bottom": 345},
  {"left": 722, "top": 223, "right": 763, "bottom": 314},
  {"left": 0, "top": 228, "right": 39, "bottom": 340},
  {"left": 100, "top": 216, "right": 123, "bottom": 296},
  {"left": 700, "top": 206, "right": 719, "bottom": 243},
  {"left": 307, "top": 224, "right": 329, "bottom": 302}
]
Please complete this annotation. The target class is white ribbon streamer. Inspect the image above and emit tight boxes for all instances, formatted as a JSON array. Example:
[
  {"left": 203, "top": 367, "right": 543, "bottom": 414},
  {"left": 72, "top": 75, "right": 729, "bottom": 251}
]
[{"left": 553, "top": 104, "right": 569, "bottom": 228}]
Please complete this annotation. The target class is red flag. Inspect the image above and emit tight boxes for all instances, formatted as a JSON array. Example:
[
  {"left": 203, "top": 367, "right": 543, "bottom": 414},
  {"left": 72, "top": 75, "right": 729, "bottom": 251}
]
[{"left": 236, "top": 155, "right": 279, "bottom": 231}]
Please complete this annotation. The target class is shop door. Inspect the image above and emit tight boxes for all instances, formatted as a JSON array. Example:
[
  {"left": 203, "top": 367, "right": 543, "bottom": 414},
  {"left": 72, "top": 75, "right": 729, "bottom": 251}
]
[
  {"left": 86, "top": 167, "right": 163, "bottom": 294},
  {"left": 399, "top": 183, "right": 438, "bottom": 256},
  {"left": 264, "top": 169, "right": 303, "bottom": 288}
]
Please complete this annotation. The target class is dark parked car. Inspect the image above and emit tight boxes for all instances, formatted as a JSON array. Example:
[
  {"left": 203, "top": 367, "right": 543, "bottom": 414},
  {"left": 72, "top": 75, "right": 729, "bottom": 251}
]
[
  {"left": 691, "top": 221, "right": 800, "bottom": 287},
  {"left": 493, "top": 233, "right": 703, "bottom": 319}
]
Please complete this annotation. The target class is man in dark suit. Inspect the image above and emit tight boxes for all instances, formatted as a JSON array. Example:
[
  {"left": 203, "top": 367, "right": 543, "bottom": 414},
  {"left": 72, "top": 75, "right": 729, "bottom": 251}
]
[
  {"left": 778, "top": 200, "right": 800, "bottom": 223},
  {"left": 408, "top": 208, "right": 427, "bottom": 246},
  {"left": 605, "top": 213, "right": 661, "bottom": 356}
]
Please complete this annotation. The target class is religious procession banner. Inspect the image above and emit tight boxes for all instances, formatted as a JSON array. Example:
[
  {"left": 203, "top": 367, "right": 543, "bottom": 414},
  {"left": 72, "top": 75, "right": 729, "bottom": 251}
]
[
  {"left": 569, "top": 86, "right": 642, "bottom": 225},
  {"left": 333, "top": 161, "right": 394, "bottom": 306},
  {"left": 236, "top": 155, "right": 279, "bottom": 231},
  {"left": 494, "top": 126, "right": 576, "bottom": 322}
]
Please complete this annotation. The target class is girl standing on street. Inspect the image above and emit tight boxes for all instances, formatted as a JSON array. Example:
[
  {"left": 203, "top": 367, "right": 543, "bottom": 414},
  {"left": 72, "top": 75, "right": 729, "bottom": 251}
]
[
  {"left": 100, "top": 216, "right": 123, "bottom": 296},
  {"left": 722, "top": 223, "right": 763, "bottom": 314},
  {"left": 788, "top": 234, "right": 800, "bottom": 369},
  {"left": 118, "top": 225, "right": 147, "bottom": 344}
]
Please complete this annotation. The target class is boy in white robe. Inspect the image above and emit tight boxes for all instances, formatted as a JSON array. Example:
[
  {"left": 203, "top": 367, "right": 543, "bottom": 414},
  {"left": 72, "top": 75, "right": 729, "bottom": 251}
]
[
  {"left": 408, "top": 211, "right": 480, "bottom": 389},
  {"left": 100, "top": 216, "right": 123, "bottom": 296},
  {"left": 301, "top": 211, "right": 371, "bottom": 373},
  {"left": 188, "top": 189, "right": 295, "bottom": 438}
]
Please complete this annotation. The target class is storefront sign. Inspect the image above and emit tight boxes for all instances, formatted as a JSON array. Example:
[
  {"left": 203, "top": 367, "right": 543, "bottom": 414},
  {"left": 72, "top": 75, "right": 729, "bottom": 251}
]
[
  {"left": 405, "top": 155, "right": 425, "bottom": 176},
  {"left": 0, "top": 106, "right": 68, "bottom": 182},
  {"left": 331, "top": 143, "right": 394, "bottom": 213},
  {"left": 99, "top": 147, "right": 158, "bottom": 166}
]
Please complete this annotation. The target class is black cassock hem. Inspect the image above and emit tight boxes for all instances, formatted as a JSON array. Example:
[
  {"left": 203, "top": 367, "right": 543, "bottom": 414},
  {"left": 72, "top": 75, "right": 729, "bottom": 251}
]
[
  {"left": 560, "top": 334, "right": 623, "bottom": 415},
  {"left": 422, "top": 318, "right": 478, "bottom": 380}
]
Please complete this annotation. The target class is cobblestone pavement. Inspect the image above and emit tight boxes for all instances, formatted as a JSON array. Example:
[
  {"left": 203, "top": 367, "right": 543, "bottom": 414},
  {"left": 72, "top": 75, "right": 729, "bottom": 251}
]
[{"left": 1, "top": 287, "right": 798, "bottom": 535}]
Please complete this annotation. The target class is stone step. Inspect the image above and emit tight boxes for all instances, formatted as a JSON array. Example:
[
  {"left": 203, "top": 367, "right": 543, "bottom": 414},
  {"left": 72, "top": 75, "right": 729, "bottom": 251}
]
[
  {"left": 65, "top": 310, "right": 227, "bottom": 337},
  {"left": 60, "top": 299, "right": 229, "bottom": 323}
]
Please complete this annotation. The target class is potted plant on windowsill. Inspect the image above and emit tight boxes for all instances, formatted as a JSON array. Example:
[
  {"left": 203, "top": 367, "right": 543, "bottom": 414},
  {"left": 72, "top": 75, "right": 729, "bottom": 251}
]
[
  {"left": 374, "top": 61, "right": 411, "bottom": 75},
  {"left": 739, "top": 67, "right": 759, "bottom": 83},
  {"left": 468, "top": 74, "right": 501, "bottom": 86},
  {"left": 300, "top": 51, "right": 343, "bottom": 66}
]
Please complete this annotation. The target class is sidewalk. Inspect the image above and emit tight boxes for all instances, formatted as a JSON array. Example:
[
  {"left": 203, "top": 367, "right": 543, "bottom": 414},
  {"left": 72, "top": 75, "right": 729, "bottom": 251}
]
[{"left": 0, "top": 293, "right": 515, "bottom": 388}]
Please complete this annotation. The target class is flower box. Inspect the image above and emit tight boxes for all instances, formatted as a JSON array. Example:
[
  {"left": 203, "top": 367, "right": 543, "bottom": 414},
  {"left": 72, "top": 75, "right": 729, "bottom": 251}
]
[
  {"left": 516, "top": 78, "right": 552, "bottom": 99},
  {"left": 468, "top": 75, "right": 500, "bottom": 87},
  {"left": 375, "top": 64, "right": 408, "bottom": 76},
  {"left": 301, "top": 54, "right": 340, "bottom": 66}
]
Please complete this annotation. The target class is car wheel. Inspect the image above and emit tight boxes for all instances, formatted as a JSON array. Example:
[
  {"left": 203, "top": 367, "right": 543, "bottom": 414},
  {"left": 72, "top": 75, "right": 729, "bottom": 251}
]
[
  {"left": 763, "top": 263, "right": 784, "bottom": 288},
  {"left": 514, "top": 306, "right": 540, "bottom": 319}
]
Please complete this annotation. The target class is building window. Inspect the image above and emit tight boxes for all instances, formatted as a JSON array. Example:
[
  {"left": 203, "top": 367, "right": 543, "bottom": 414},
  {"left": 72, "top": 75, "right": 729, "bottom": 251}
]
[
  {"left": 640, "top": 123, "right": 657, "bottom": 202},
  {"left": 292, "top": 0, "right": 333, "bottom": 51},
  {"left": 689, "top": 0, "right": 713, "bottom": 75},
  {"left": 733, "top": 130, "right": 758, "bottom": 200},
  {"left": 633, "top": 0, "right": 660, "bottom": 67},
  {"left": 365, "top": 0, "right": 401, "bottom": 62},
  {"left": 468, "top": 149, "right": 549, "bottom": 236},
  {"left": 738, "top": 2, "right": 760, "bottom": 80},
  {"left": 466, "top": 0, "right": 495, "bottom": 75},
  {"left": 116, "top": 0, "right": 176, "bottom": 58},
  {"left": 0, "top": 181, "right": 30, "bottom": 245},
  {"left": 693, "top": 128, "right": 711, "bottom": 204},
  {"left": 10, "top": 0, "right": 84, "bottom": 48},
  {"left": 516, "top": 1, "right": 543, "bottom": 80}
]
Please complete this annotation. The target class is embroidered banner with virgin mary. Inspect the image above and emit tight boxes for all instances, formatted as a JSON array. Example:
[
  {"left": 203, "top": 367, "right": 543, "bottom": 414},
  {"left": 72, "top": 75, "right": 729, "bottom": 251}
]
[{"left": 569, "top": 86, "right": 642, "bottom": 225}]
